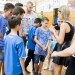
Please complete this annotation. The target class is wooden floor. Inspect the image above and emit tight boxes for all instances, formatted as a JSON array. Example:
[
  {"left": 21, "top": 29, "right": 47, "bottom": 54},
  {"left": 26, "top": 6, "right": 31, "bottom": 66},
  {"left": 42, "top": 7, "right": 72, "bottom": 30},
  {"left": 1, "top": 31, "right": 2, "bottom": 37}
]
[{"left": 27, "top": 58, "right": 66, "bottom": 75}]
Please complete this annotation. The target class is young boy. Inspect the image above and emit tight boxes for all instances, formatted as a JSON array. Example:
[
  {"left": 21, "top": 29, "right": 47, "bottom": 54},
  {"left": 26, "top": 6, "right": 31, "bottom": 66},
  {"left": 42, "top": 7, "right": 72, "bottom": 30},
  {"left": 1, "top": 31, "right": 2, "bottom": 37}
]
[
  {"left": 4, "top": 16, "right": 26, "bottom": 75},
  {"left": 0, "top": 3, "right": 14, "bottom": 75},
  {"left": 25, "top": 18, "right": 41, "bottom": 74},
  {"left": 34, "top": 17, "right": 52, "bottom": 75}
]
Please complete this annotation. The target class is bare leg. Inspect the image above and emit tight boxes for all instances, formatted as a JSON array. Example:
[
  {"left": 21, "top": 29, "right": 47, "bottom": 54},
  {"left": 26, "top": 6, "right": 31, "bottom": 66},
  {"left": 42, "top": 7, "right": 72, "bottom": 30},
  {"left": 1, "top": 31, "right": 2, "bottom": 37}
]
[
  {"left": 53, "top": 63, "right": 62, "bottom": 75},
  {"left": 1, "top": 61, "right": 4, "bottom": 75},
  {"left": 34, "top": 64, "right": 39, "bottom": 72},
  {"left": 0, "top": 62, "right": 2, "bottom": 75},
  {"left": 38, "top": 61, "right": 43, "bottom": 74}
]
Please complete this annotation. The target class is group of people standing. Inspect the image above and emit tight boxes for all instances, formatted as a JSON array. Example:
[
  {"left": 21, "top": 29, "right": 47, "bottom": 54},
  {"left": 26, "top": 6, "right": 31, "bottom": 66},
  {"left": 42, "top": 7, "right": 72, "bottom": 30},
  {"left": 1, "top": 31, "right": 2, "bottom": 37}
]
[{"left": 0, "top": 1, "right": 75, "bottom": 75}]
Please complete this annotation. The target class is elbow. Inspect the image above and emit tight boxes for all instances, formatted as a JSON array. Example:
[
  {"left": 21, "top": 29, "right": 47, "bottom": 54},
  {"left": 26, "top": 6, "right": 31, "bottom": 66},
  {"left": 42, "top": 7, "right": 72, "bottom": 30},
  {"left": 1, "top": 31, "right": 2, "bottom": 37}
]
[
  {"left": 58, "top": 41, "right": 63, "bottom": 45},
  {"left": 70, "top": 50, "right": 75, "bottom": 55}
]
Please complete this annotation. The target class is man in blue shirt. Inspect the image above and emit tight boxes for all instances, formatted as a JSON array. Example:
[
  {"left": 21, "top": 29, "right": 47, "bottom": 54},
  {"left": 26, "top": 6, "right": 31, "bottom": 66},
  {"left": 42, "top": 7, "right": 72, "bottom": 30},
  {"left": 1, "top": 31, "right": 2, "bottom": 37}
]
[
  {"left": 25, "top": 18, "right": 41, "bottom": 74},
  {"left": 0, "top": 3, "right": 14, "bottom": 75},
  {"left": 4, "top": 16, "right": 26, "bottom": 75}
]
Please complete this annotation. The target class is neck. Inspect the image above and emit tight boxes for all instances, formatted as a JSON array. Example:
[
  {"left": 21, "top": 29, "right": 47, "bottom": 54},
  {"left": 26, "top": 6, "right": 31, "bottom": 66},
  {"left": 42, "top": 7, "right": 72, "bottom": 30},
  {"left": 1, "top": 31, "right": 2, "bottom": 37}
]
[
  {"left": 3, "top": 13, "right": 7, "bottom": 18},
  {"left": 34, "top": 24, "right": 37, "bottom": 27},
  {"left": 42, "top": 26, "right": 47, "bottom": 30},
  {"left": 26, "top": 10, "right": 31, "bottom": 14},
  {"left": 11, "top": 29, "right": 17, "bottom": 35}
]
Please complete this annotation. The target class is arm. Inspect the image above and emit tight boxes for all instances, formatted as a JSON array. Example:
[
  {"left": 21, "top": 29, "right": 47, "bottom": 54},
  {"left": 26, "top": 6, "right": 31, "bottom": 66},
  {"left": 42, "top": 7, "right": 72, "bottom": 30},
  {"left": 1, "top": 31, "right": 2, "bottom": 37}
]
[
  {"left": 46, "top": 40, "right": 51, "bottom": 49},
  {"left": 51, "top": 40, "right": 75, "bottom": 57},
  {"left": 19, "top": 58, "right": 26, "bottom": 75},
  {"left": 53, "top": 23, "right": 66, "bottom": 44},
  {"left": 34, "top": 36, "right": 43, "bottom": 48}
]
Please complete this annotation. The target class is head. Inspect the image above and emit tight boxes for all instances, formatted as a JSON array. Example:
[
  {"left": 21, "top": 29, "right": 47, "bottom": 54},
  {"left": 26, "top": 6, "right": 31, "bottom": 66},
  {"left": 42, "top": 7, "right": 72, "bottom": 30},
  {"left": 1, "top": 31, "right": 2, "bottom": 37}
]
[
  {"left": 4, "top": 3, "right": 15, "bottom": 18},
  {"left": 41, "top": 17, "right": 49, "bottom": 28},
  {"left": 8, "top": 15, "right": 22, "bottom": 31},
  {"left": 57, "top": 18, "right": 63, "bottom": 27},
  {"left": 58, "top": 5, "right": 70, "bottom": 21},
  {"left": 15, "top": 3, "right": 23, "bottom": 8},
  {"left": 26, "top": 1, "right": 33, "bottom": 12},
  {"left": 13, "top": 7, "right": 25, "bottom": 19},
  {"left": 41, "top": 11, "right": 43, "bottom": 15},
  {"left": 34, "top": 18, "right": 41, "bottom": 27}
]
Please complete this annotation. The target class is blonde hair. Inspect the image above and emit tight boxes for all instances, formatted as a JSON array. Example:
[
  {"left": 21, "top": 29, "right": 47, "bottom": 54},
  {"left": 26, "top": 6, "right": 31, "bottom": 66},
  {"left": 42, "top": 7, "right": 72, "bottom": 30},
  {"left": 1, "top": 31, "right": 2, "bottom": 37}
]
[{"left": 58, "top": 5, "right": 70, "bottom": 21}]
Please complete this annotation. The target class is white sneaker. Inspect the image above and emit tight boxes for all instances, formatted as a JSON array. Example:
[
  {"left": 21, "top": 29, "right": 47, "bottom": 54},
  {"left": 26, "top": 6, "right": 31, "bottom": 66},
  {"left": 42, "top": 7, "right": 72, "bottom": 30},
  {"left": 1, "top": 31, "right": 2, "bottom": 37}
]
[
  {"left": 63, "top": 67, "right": 67, "bottom": 71},
  {"left": 44, "top": 65, "right": 49, "bottom": 70}
]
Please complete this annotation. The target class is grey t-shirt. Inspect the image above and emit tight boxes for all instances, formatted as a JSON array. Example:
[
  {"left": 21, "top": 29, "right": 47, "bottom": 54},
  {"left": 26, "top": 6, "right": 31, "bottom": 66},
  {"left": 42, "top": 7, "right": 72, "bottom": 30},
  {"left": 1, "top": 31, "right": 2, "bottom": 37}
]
[{"left": 21, "top": 12, "right": 37, "bottom": 35}]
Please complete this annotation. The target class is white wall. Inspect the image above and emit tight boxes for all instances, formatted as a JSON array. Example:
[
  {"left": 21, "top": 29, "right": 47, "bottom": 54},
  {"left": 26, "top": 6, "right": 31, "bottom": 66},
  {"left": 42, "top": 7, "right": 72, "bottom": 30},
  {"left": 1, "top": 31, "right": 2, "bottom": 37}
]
[{"left": 36, "top": 0, "right": 68, "bottom": 12}]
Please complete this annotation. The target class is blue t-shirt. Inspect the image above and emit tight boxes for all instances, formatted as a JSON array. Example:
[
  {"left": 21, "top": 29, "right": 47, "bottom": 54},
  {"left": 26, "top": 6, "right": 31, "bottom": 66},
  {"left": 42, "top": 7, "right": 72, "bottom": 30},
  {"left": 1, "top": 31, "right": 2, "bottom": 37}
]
[
  {"left": 0, "top": 15, "right": 8, "bottom": 47},
  {"left": 34, "top": 27, "right": 52, "bottom": 56},
  {"left": 27, "top": 25, "right": 36, "bottom": 50},
  {"left": 4, "top": 34, "right": 26, "bottom": 75},
  {"left": 50, "top": 40, "right": 57, "bottom": 50}
]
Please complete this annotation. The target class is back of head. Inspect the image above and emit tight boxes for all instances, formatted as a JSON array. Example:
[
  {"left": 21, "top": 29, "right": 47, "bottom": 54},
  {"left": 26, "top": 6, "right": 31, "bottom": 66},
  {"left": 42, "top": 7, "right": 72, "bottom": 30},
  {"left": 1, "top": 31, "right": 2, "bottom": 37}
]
[
  {"left": 58, "top": 5, "right": 70, "bottom": 21},
  {"left": 4, "top": 3, "right": 15, "bottom": 11},
  {"left": 34, "top": 18, "right": 41, "bottom": 24},
  {"left": 8, "top": 15, "right": 21, "bottom": 29},
  {"left": 13, "top": 7, "right": 25, "bottom": 15},
  {"left": 15, "top": 3, "right": 23, "bottom": 7},
  {"left": 41, "top": 17, "right": 49, "bottom": 22}
]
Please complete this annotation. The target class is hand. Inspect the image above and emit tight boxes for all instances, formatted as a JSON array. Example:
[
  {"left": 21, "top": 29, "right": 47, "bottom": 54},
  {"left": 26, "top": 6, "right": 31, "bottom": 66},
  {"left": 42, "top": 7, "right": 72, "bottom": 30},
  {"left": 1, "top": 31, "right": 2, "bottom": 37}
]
[
  {"left": 47, "top": 54, "right": 51, "bottom": 59},
  {"left": 23, "top": 71, "right": 27, "bottom": 75},
  {"left": 49, "top": 25, "right": 56, "bottom": 34},
  {"left": 51, "top": 51, "right": 58, "bottom": 58},
  {"left": 42, "top": 45, "right": 47, "bottom": 51},
  {"left": 0, "top": 31, "right": 2, "bottom": 38}
]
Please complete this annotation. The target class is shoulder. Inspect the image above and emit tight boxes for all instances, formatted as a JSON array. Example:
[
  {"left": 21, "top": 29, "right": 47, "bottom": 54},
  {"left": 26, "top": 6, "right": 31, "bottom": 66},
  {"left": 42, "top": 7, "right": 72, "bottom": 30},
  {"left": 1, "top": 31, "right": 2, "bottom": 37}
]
[
  {"left": 32, "top": 12, "right": 37, "bottom": 17},
  {"left": 0, "top": 15, "right": 3, "bottom": 20}
]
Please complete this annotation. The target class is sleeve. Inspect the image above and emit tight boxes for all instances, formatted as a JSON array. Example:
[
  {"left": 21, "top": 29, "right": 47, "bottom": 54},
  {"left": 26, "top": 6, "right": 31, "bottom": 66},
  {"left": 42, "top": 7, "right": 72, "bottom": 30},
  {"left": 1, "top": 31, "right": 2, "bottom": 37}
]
[
  {"left": 16, "top": 41, "right": 26, "bottom": 58},
  {"left": 48, "top": 30, "right": 52, "bottom": 40},
  {"left": 35, "top": 28, "right": 39, "bottom": 36},
  {"left": 31, "top": 28, "right": 36, "bottom": 40},
  {"left": 34, "top": 13, "right": 37, "bottom": 18}
]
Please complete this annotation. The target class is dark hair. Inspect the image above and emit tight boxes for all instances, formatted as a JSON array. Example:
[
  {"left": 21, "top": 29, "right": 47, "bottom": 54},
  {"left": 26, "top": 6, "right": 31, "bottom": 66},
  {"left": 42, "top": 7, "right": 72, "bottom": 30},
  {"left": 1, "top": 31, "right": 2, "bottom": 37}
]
[
  {"left": 15, "top": 3, "right": 23, "bottom": 7},
  {"left": 41, "top": 17, "right": 49, "bottom": 22},
  {"left": 34, "top": 18, "right": 41, "bottom": 24},
  {"left": 13, "top": 7, "right": 25, "bottom": 15},
  {"left": 4, "top": 3, "right": 15, "bottom": 11},
  {"left": 8, "top": 15, "right": 21, "bottom": 29}
]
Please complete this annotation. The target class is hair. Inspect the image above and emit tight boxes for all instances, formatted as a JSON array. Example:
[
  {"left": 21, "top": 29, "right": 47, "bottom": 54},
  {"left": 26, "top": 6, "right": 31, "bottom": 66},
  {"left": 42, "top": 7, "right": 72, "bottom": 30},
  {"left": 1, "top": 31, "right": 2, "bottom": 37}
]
[
  {"left": 27, "top": 1, "right": 33, "bottom": 6},
  {"left": 41, "top": 17, "right": 49, "bottom": 22},
  {"left": 13, "top": 7, "right": 25, "bottom": 15},
  {"left": 58, "top": 5, "right": 70, "bottom": 21},
  {"left": 15, "top": 3, "right": 23, "bottom": 7},
  {"left": 34, "top": 18, "right": 41, "bottom": 23},
  {"left": 8, "top": 15, "right": 21, "bottom": 29},
  {"left": 4, "top": 3, "right": 15, "bottom": 11}
]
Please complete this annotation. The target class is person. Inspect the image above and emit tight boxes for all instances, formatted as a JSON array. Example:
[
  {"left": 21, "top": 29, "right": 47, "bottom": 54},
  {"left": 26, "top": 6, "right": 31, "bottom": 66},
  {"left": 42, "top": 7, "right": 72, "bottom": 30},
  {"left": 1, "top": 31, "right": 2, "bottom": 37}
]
[
  {"left": 25, "top": 18, "right": 41, "bottom": 74},
  {"left": 44, "top": 18, "right": 63, "bottom": 70},
  {"left": 38, "top": 11, "right": 43, "bottom": 19},
  {"left": 0, "top": 3, "right": 14, "bottom": 75},
  {"left": 51, "top": 38, "right": 75, "bottom": 75},
  {"left": 15, "top": 3, "right": 23, "bottom": 7},
  {"left": 4, "top": 16, "right": 26, "bottom": 75},
  {"left": 34, "top": 17, "right": 52, "bottom": 75},
  {"left": 21, "top": 1, "right": 37, "bottom": 46},
  {"left": 49, "top": 5, "right": 74, "bottom": 75},
  {"left": 12, "top": 6, "right": 25, "bottom": 36}
]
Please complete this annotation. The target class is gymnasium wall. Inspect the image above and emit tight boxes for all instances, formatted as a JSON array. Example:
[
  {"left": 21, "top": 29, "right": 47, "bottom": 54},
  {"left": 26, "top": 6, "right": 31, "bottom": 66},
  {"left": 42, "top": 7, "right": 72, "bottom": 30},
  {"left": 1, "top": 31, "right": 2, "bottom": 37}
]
[{"left": 36, "top": 0, "right": 75, "bottom": 27}]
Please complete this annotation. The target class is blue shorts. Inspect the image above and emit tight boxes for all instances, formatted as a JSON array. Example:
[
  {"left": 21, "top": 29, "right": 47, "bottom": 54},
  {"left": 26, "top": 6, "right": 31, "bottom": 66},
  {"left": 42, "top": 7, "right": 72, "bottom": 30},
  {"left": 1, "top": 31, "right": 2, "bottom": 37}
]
[
  {"left": 34, "top": 54, "right": 45, "bottom": 64},
  {"left": 0, "top": 47, "right": 4, "bottom": 61}
]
